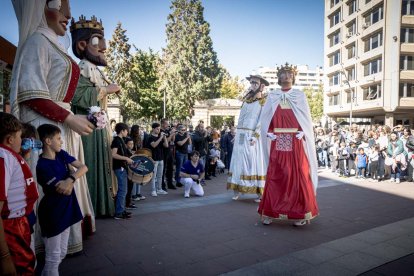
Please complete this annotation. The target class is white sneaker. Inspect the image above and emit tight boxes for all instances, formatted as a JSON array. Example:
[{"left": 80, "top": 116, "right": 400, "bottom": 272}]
[
  {"left": 262, "top": 217, "right": 272, "bottom": 225},
  {"left": 254, "top": 198, "right": 261, "bottom": 203},
  {"left": 232, "top": 192, "right": 240, "bottom": 200},
  {"left": 157, "top": 189, "right": 168, "bottom": 195},
  {"left": 396, "top": 178, "right": 400, "bottom": 183},
  {"left": 184, "top": 194, "right": 190, "bottom": 198},
  {"left": 293, "top": 220, "right": 309, "bottom": 227},
  {"left": 151, "top": 191, "right": 157, "bottom": 197},
  {"left": 390, "top": 178, "right": 395, "bottom": 182}
]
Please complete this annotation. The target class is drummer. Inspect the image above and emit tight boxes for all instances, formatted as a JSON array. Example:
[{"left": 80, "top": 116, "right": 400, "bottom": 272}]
[{"left": 179, "top": 151, "right": 205, "bottom": 198}]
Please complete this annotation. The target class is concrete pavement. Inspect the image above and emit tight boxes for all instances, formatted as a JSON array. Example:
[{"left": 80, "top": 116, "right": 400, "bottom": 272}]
[{"left": 59, "top": 170, "right": 414, "bottom": 275}]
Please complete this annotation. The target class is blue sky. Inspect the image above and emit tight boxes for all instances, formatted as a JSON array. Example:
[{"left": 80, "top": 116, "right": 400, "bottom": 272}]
[{"left": 0, "top": 0, "right": 324, "bottom": 78}]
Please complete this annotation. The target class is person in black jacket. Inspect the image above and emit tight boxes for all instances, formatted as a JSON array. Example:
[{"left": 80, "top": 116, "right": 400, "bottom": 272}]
[{"left": 192, "top": 122, "right": 212, "bottom": 180}]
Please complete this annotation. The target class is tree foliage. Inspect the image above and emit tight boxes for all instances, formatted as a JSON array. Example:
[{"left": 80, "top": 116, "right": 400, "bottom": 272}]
[
  {"left": 304, "top": 85, "right": 324, "bottom": 123},
  {"left": 127, "top": 48, "right": 163, "bottom": 121},
  {"left": 219, "top": 67, "right": 244, "bottom": 99},
  {"left": 104, "top": 22, "right": 133, "bottom": 120},
  {"left": 159, "top": 0, "right": 223, "bottom": 119}
]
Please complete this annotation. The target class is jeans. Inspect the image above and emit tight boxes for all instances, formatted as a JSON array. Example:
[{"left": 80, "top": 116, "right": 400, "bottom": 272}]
[
  {"left": 151, "top": 160, "right": 164, "bottom": 192},
  {"left": 317, "top": 150, "right": 328, "bottom": 167},
  {"left": 175, "top": 151, "right": 188, "bottom": 184},
  {"left": 114, "top": 168, "right": 128, "bottom": 216},
  {"left": 357, "top": 167, "right": 366, "bottom": 177},
  {"left": 391, "top": 163, "right": 402, "bottom": 180}
]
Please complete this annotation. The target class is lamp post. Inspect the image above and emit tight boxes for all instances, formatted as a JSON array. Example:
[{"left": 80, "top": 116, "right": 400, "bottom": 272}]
[
  {"left": 163, "top": 89, "right": 166, "bottom": 118},
  {"left": 341, "top": 66, "right": 353, "bottom": 125}
]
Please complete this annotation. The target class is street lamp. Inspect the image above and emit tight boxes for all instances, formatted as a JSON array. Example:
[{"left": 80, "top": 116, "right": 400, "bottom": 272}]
[
  {"left": 163, "top": 89, "right": 166, "bottom": 118},
  {"left": 340, "top": 66, "right": 353, "bottom": 125}
]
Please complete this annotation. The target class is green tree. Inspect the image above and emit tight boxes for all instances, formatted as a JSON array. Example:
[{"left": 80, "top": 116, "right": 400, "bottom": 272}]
[
  {"left": 304, "top": 85, "right": 324, "bottom": 122},
  {"left": 159, "top": 0, "right": 223, "bottom": 119},
  {"left": 104, "top": 22, "right": 132, "bottom": 120},
  {"left": 220, "top": 68, "right": 244, "bottom": 99},
  {"left": 126, "top": 48, "right": 163, "bottom": 121}
]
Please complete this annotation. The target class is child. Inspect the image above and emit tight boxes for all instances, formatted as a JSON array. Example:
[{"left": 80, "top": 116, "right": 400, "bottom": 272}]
[
  {"left": 355, "top": 148, "right": 368, "bottom": 179},
  {"left": 209, "top": 143, "right": 221, "bottom": 177},
  {"left": 329, "top": 138, "right": 339, "bottom": 173},
  {"left": 124, "top": 137, "right": 138, "bottom": 210},
  {"left": 369, "top": 145, "right": 380, "bottom": 181},
  {"left": 0, "top": 112, "right": 38, "bottom": 275},
  {"left": 111, "top": 123, "right": 134, "bottom": 219},
  {"left": 36, "top": 124, "right": 88, "bottom": 275},
  {"left": 337, "top": 142, "right": 349, "bottom": 177}
]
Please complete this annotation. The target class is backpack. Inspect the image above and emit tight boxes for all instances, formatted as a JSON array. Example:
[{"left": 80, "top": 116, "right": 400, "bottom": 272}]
[{"left": 406, "top": 136, "right": 414, "bottom": 151}]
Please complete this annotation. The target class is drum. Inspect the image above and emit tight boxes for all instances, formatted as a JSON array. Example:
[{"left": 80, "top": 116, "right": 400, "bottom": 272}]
[
  {"left": 135, "top": 148, "right": 152, "bottom": 158},
  {"left": 128, "top": 154, "right": 155, "bottom": 184}
]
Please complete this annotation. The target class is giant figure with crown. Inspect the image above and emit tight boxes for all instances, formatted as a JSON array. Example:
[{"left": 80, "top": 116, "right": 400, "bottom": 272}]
[
  {"left": 258, "top": 63, "right": 319, "bottom": 227},
  {"left": 10, "top": 0, "right": 96, "bottom": 254},
  {"left": 70, "top": 15, "right": 120, "bottom": 217}
]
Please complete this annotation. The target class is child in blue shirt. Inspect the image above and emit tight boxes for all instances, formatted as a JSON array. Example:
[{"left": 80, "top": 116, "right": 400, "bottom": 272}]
[
  {"left": 36, "top": 124, "right": 88, "bottom": 275},
  {"left": 355, "top": 148, "right": 368, "bottom": 179}
]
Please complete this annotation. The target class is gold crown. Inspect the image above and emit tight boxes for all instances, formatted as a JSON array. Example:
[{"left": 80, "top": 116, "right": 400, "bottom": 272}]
[
  {"left": 276, "top": 62, "right": 298, "bottom": 76},
  {"left": 70, "top": 15, "right": 104, "bottom": 32}
]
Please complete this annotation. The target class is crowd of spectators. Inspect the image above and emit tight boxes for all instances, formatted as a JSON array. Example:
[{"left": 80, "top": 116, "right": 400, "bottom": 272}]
[{"left": 314, "top": 123, "right": 414, "bottom": 183}]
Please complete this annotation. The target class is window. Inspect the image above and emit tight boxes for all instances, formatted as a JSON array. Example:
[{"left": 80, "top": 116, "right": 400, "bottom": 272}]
[
  {"left": 364, "top": 5, "right": 383, "bottom": 26},
  {"left": 329, "top": 94, "right": 339, "bottom": 106},
  {"left": 347, "top": 21, "right": 356, "bottom": 36},
  {"left": 363, "top": 84, "right": 381, "bottom": 100},
  {"left": 364, "top": 32, "right": 383, "bottom": 52},
  {"left": 329, "top": 72, "right": 340, "bottom": 86},
  {"left": 401, "top": 28, "right": 414, "bottom": 43},
  {"left": 348, "top": 0, "right": 357, "bottom": 15},
  {"left": 400, "top": 56, "right": 414, "bottom": 70},
  {"left": 364, "top": 58, "right": 382, "bottom": 76},
  {"left": 399, "top": 82, "right": 414, "bottom": 97},
  {"left": 329, "top": 31, "right": 341, "bottom": 47},
  {"left": 331, "top": 0, "right": 340, "bottom": 8},
  {"left": 329, "top": 50, "right": 341, "bottom": 66},
  {"left": 402, "top": 1, "right": 414, "bottom": 15},
  {"left": 346, "top": 66, "right": 356, "bottom": 81},
  {"left": 330, "top": 10, "right": 341, "bottom": 27},
  {"left": 347, "top": 43, "right": 356, "bottom": 59}
]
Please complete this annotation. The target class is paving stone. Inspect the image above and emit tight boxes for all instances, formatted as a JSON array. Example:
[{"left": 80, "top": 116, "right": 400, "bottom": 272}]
[
  {"left": 323, "top": 237, "right": 371, "bottom": 253},
  {"left": 290, "top": 245, "right": 345, "bottom": 265},
  {"left": 358, "top": 242, "right": 412, "bottom": 261},
  {"left": 293, "top": 262, "right": 355, "bottom": 276},
  {"left": 330, "top": 251, "right": 387, "bottom": 273}
]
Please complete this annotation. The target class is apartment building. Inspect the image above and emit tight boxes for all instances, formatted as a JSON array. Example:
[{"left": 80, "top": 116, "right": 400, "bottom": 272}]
[
  {"left": 257, "top": 65, "right": 324, "bottom": 91},
  {"left": 324, "top": 0, "right": 414, "bottom": 127}
]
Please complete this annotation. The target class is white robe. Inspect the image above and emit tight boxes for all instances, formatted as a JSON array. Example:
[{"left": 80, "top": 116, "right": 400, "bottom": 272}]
[
  {"left": 260, "top": 88, "right": 318, "bottom": 193},
  {"left": 227, "top": 98, "right": 266, "bottom": 194}
]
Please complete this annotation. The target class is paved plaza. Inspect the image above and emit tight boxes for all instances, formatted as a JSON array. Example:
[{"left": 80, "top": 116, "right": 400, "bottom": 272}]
[{"left": 59, "top": 170, "right": 414, "bottom": 275}]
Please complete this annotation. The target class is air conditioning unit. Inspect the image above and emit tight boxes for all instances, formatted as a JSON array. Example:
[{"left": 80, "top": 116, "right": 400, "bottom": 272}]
[
  {"left": 362, "top": 23, "right": 371, "bottom": 29},
  {"left": 346, "top": 32, "right": 353, "bottom": 38}
]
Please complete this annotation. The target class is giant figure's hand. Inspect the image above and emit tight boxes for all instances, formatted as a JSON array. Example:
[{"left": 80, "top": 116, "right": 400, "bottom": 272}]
[
  {"left": 296, "top": 131, "right": 305, "bottom": 140},
  {"left": 266, "top": 133, "right": 277, "bottom": 141},
  {"left": 65, "top": 114, "right": 94, "bottom": 136},
  {"left": 106, "top": 83, "right": 121, "bottom": 95}
]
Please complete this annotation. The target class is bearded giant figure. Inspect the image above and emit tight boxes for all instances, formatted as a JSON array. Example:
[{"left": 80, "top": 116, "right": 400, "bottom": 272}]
[{"left": 70, "top": 15, "right": 120, "bottom": 217}]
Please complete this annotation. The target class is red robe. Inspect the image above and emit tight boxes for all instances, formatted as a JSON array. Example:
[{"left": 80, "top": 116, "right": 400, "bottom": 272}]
[{"left": 258, "top": 104, "right": 318, "bottom": 220}]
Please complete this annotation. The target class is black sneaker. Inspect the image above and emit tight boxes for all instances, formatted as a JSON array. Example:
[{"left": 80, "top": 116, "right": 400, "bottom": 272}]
[
  {"left": 126, "top": 204, "right": 138, "bottom": 210},
  {"left": 114, "top": 212, "right": 131, "bottom": 220},
  {"left": 123, "top": 211, "right": 132, "bottom": 217},
  {"left": 176, "top": 183, "right": 183, "bottom": 187}
]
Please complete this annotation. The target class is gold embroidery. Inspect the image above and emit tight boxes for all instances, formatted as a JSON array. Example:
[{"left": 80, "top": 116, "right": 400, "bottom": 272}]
[
  {"left": 304, "top": 212, "right": 312, "bottom": 220},
  {"left": 259, "top": 96, "right": 267, "bottom": 106},
  {"left": 240, "top": 175, "right": 266, "bottom": 181},
  {"left": 253, "top": 132, "right": 260, "bottom": 139},
  {"left": 279, "top": 214, "right": 288, "bottom": 220},
  {"left": 273, "top": 128, "right": 298, "bottom": 133},
  {"left": 279, "top": 101, "right": 291, "bottom": 109},
  {"left": 227, "top": 183, "right": 264, "bottom": 194},
  {"left": 18, "top": 90, "right": 51, "bottom": 103}
]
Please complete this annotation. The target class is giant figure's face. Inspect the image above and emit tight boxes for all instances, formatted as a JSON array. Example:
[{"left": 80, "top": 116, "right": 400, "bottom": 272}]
[
  {"left": 83, "top": 33, "right": 107, "bottom": 66},
  {"left": 278, "top": 71, "right": 294, "bottom": 89},
  {"left": 45, "top": 0, "right": 71, "bottom": 36}
]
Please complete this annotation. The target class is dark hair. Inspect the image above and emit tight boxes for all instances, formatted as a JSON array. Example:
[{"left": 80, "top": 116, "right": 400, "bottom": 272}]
[
  {"left": 189, "top": 151, "right": 200, "bottom": 158},
  {"left": 21, "top": 123, "right": 38, "bottom": 139},
  {"left": 71, "top": 28, "right": 104, "bottom": 59},
  {"left": 152, "top": 122, "right": 160, "bottom": 129},
  {"left": 124, "top": 136, "right": 133, "bottom": 144},
  {"left": 37, "top": 124, "right": 61, "bottom": 144},
  {"left": 0, "top": 112, "right": 22, "bottom": 143},
  {"left": 115, "top": 123, "right": 129, "bottom": 134},
  {"left": 161, "top": 118, "right": 168, "bottom": 124}
]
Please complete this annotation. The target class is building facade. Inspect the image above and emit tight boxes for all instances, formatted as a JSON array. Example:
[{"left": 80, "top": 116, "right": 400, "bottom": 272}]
[
  {"left": 324, "top": 0, "right": 414, "bottom": 127},
  {"left": 257, "top": 65, "right": 324, "bottom": 91}
]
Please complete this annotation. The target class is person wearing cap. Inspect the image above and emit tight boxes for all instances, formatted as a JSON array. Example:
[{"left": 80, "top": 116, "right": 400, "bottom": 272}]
[
  {"left": 227, "top": 75, "right": 268, "bottom": 202},
  {"left": 259, "top": 63, "right": 319, "bottom": 227}
]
